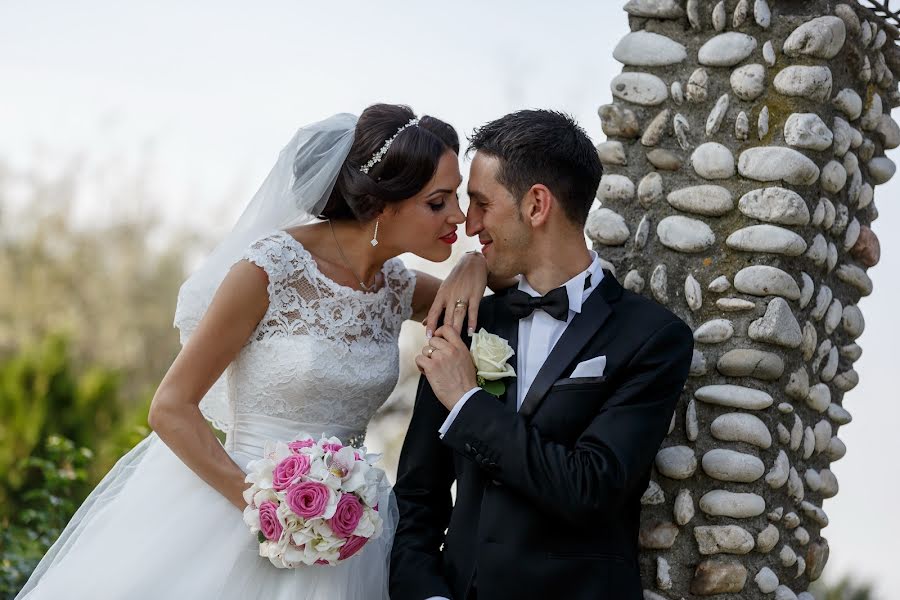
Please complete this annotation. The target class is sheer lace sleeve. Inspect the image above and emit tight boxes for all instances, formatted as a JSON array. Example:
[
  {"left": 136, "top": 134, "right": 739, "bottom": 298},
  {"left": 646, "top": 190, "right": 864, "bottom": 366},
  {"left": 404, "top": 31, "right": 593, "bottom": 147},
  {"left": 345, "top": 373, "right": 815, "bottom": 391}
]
[
  {"left": 383, "top": 258, "right": 416, "bottom": 327},
  {"left": 240, "top": 232, "right": 291, "bottom": 304}
]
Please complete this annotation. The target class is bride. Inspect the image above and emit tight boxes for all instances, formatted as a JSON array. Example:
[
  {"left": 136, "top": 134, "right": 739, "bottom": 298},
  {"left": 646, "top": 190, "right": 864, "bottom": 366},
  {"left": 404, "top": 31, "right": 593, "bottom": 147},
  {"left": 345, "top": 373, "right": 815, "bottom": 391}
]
[{"left": 16, "top": 104, "right": 499, "bottom": 599}]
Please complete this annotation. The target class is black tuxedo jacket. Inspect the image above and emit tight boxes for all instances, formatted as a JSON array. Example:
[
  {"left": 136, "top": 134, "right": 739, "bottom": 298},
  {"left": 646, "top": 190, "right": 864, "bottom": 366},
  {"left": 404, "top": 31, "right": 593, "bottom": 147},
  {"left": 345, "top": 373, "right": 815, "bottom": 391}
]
[{"left": 389, "top": 270, "right": 693, "bottom": 600}]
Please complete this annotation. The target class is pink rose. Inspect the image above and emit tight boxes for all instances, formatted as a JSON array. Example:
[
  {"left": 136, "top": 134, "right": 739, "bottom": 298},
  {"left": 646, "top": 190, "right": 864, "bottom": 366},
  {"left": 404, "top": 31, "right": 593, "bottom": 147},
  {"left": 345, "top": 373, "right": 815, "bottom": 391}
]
[
  {"left": 258, "top": 501, "right": 283, "bottom": 541},
  {"left": 329, "top": 493, "right": 363, "bottom": 538},
  {"left": 272, "top": 454, "right": 311, "bottom": 491},
  {"left": 322, "top": 442, "right": 344, "bottom": 453},
  {"left": 289, "top": 440, "right": 315, "bottom": 453},
  {"left": 285, "top": 482, "right": 331, "bottom": 519},
  {"left": 288, "top": 439, "right": 315, "bottom": 452},
  {"left": 338, "top": 535, "right": 368, "bottom": 560}
]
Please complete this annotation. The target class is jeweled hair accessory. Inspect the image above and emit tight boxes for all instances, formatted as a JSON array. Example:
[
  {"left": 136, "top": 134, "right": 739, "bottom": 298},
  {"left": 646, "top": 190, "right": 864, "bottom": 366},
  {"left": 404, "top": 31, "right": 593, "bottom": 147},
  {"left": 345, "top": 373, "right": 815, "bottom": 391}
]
[{"left": 359, "top": 117, "right": 420, "bottom": 174}]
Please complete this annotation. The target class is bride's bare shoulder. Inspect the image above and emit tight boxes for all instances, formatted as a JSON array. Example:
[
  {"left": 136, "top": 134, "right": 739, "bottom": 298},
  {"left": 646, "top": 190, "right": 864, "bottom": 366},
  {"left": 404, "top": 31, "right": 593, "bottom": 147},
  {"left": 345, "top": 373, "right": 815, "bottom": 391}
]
[
  {"left": 282, "top": 223, "right": 323, "bottom": 244},
  {"left": 282, "top": 223, "right": 328, "bottom": 256}
]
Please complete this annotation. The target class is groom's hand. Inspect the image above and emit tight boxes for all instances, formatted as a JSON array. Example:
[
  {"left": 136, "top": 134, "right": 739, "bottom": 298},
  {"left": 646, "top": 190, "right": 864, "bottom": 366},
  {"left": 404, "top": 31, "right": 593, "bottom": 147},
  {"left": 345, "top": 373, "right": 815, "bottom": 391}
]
[{"left": 416, "top": 325, "right": 478, "bottom": 411}]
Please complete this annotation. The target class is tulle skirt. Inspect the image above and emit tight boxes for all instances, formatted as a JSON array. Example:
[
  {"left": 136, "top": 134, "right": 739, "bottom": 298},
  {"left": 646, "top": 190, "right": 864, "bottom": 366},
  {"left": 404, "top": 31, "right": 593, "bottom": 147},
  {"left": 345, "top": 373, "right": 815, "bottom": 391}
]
[{"left": 15, "top": 417, "right": 397, "bottom": 600}]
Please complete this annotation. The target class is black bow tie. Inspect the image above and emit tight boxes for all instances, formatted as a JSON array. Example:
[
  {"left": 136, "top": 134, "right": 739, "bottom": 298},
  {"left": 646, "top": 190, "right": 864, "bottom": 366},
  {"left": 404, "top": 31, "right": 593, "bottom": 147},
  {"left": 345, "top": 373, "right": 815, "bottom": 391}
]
[{"left": 506, "top": 274, "right": 593, "bottom": 322}]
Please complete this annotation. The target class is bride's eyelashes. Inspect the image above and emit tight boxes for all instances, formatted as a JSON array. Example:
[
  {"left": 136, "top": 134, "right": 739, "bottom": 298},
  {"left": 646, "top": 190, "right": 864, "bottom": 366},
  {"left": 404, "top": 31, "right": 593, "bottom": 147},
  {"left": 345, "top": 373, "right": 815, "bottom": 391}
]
[{"left": 428, "top": 193, "right": 459, "bottom": 212}]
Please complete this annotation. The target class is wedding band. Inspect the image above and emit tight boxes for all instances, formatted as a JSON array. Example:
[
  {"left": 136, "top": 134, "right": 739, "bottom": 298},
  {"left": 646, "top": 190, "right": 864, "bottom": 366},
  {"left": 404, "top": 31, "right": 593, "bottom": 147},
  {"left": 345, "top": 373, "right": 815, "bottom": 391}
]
[
  {"left": 455, "top": 299, "right": 468, "bottom": 308},
  {"left": 425, "top": 346, "right": 435, "bottom": 357}
]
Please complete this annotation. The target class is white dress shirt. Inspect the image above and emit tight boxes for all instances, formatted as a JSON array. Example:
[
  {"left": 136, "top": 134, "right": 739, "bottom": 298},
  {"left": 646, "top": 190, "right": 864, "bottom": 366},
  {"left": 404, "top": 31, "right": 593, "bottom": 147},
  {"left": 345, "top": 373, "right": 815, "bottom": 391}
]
[{"left": 437, "top": 251, "right": 604, "bottom": 438}]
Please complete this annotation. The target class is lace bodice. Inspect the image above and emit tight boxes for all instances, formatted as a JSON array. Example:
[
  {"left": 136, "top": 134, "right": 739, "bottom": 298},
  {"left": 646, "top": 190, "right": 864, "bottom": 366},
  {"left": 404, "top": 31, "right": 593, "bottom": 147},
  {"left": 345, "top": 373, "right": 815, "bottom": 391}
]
[{"left": 216, "top": 230, "right": 415, "bottom": 436}]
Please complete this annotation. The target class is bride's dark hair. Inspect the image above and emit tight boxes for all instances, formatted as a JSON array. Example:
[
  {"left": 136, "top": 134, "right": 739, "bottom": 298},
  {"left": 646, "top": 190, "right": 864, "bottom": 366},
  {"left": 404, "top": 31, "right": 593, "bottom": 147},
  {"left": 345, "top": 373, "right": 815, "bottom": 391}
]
[{"left": 316, "top": 103, "right": 459, "bottom": 222}]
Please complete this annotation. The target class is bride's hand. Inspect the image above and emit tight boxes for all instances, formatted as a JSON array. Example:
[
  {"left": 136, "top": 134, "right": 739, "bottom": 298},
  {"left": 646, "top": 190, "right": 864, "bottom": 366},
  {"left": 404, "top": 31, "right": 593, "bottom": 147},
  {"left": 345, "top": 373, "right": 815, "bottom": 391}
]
[{"left": 425, "top": 251, "right": 488, "bottom": 337}]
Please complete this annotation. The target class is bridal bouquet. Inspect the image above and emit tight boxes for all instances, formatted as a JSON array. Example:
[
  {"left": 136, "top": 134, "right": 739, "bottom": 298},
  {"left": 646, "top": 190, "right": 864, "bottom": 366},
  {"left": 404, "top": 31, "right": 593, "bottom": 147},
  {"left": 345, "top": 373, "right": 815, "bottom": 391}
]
[{"left": 242, "top": 434, "right": 385, "bottom": 568}]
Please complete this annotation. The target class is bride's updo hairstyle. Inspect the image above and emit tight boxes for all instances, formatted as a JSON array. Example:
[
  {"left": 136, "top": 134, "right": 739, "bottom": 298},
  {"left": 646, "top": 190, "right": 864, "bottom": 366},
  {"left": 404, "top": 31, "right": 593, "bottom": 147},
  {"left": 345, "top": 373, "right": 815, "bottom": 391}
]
[{"left": 316, "top": 103, "right": 459, "bottom": 222}]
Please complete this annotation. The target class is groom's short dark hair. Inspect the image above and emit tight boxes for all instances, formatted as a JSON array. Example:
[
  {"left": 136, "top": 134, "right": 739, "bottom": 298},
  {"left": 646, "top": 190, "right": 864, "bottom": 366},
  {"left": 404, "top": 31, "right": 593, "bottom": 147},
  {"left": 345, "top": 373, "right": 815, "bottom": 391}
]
[{"left": 467, "top": 110, "right": 602, "bottom": 227}]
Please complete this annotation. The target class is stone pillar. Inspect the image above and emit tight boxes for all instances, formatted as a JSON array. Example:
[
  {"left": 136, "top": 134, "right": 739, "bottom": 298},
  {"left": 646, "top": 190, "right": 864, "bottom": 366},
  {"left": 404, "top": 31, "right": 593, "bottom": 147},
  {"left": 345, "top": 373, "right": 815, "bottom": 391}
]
[{"left": 586, "top": 1, "right": 897, "bottom": 597}]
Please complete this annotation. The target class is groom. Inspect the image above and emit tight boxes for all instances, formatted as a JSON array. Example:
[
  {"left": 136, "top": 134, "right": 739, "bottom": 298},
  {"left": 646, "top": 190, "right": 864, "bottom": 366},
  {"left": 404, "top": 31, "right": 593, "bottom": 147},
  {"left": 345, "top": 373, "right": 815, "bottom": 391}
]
[{"left": 390, "top": 110, "right": 694, "bottom": 600}]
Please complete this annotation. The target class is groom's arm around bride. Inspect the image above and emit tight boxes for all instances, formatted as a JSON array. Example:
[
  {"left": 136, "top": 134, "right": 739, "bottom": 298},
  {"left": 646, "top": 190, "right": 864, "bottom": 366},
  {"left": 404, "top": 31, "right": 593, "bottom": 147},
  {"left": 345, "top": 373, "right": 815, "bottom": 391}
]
[{"left": 390, "top": 110, "right": 694, "bottom": 600}]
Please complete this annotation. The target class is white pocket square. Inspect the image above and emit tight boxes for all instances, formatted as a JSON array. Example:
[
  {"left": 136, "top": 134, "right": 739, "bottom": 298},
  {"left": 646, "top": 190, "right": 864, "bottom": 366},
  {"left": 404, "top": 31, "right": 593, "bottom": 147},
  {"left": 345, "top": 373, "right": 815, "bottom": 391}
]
[{"left": 570, "top": 355, "right": 607, "bottom": 378}]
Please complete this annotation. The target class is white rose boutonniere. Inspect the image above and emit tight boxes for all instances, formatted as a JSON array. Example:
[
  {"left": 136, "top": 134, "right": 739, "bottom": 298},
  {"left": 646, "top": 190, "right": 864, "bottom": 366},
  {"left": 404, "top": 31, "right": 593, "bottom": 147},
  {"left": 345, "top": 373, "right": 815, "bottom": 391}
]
[{"left": 469, "top": 328, "right": 516, "bottom": 397}]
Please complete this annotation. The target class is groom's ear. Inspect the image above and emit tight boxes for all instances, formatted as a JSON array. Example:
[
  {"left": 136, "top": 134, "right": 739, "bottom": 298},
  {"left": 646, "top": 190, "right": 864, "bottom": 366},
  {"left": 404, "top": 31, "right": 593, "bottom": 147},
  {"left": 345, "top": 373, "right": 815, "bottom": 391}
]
[{"left": 524, "top": 184, "right": 554, "bottom": 227}]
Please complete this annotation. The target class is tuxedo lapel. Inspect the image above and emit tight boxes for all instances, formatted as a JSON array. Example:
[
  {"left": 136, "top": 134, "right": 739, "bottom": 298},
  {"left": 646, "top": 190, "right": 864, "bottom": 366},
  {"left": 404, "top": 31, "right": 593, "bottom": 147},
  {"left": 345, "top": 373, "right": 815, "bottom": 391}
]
[{"left": 518, "top": 270, "right": 623, "bottom": 419}]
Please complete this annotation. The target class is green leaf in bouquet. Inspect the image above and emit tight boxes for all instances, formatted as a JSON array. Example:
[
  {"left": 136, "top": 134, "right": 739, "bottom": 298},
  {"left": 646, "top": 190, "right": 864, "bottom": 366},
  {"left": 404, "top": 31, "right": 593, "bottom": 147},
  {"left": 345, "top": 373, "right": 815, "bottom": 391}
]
[{"left": 258, "top": 531, "right": 266, "bottom": 544}]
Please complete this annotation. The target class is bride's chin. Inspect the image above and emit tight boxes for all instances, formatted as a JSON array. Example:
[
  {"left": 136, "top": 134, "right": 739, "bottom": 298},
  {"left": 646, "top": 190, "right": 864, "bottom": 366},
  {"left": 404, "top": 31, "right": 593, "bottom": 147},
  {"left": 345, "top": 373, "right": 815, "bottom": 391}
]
[{"left": 416, "top": 244, "right": 453, "bottom": 263}]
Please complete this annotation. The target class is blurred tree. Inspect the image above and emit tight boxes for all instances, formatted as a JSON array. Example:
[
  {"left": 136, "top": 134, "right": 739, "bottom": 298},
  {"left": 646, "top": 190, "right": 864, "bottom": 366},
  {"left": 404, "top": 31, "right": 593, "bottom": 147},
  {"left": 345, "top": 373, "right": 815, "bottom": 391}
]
[
  {"left": 0, "top": 154, "right": 205, "bottom": 402},
  {"left": 810, "top": 575, "right": 878, "bottom": 600}
]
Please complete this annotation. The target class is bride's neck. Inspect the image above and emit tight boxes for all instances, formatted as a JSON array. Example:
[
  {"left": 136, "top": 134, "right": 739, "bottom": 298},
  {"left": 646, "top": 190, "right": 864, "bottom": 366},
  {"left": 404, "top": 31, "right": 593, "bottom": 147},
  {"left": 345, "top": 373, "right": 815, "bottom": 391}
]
[{"left": 326, "top": 219, "right": 396, "bottom": 285}]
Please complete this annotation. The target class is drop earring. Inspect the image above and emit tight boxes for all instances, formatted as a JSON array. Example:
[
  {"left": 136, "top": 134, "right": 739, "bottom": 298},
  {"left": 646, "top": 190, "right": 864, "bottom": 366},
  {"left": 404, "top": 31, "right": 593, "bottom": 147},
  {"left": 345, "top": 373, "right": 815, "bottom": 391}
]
[{"left": 370, "top": 219, "right": 380, "bottom": 247}]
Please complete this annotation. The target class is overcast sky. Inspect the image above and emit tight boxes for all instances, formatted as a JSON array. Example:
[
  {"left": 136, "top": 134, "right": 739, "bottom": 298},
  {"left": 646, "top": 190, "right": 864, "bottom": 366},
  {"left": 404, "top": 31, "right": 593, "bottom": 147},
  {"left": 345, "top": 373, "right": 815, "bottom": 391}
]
[{"left": 3, "top": 1, "right": 899, "bottom": 594}]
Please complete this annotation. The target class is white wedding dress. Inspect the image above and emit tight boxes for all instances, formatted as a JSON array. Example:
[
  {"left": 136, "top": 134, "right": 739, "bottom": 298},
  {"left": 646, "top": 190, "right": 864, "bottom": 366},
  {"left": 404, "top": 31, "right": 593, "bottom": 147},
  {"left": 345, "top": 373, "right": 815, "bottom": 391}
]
[{"left": 17, "top": 230, "right": 414, "bottom": 600}]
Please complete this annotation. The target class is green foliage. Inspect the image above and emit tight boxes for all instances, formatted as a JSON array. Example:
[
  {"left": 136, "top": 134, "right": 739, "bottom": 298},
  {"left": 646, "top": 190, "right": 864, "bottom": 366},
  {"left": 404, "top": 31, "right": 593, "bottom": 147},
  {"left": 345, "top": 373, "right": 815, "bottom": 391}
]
[
  {"left": 0, "top": 337, "right": 152, "bottom": 599},
  {"left": 0, "top": 334, "right": 151, "bottom": 518},
  {"left": 0, "top": 334, "right": 152, "bottom": 598},
  {"left": 0, "top": 436, "right": 93, "bottom": 599}
]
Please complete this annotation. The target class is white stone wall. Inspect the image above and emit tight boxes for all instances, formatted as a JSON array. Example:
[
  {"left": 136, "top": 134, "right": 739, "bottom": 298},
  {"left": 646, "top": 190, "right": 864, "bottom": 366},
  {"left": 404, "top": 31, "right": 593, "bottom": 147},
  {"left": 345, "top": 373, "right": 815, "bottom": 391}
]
[{"left": 588, "top": 1, "right": 896, "bottom": 596}]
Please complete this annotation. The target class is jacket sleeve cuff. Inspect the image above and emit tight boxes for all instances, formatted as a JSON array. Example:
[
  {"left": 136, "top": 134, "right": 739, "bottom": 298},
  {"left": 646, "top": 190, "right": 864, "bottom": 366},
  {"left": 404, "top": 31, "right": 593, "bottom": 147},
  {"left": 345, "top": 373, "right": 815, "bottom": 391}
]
[
  {"left": 437, "top": 387, "right": 481, "bottom": 438},
  {"left": 440, "top": 392, "right": 513, "bottom": 472}
]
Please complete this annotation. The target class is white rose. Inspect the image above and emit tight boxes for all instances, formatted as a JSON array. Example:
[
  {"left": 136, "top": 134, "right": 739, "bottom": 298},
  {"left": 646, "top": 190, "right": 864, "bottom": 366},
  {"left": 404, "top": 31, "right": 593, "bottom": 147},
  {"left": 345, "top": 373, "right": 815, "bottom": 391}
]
[
  {"left": 469, "top": 328, "right": 516, "bottom": 381},
  {"left": 243, "top": 506, "right": 261, "bottom": 533},
  {"left": 261, "top": 538, "right": 289, "bottom": 567},
  {"left": 291, "top": 525, "right": 317, "bottom": 547},
  {"left": 354, "top": 467, "right": 385, "bottom": 507},
  {"left": 252, "top": 488, "right": 277, "bottom": 508},
  {"left": 308, "top": 456, "right": 331, "bottom": 483},
  {"left": 352, "top": 506, "right": 379, "bottom": 538},
  {"left": 277, "top": 502, "right": 303, "bottom": 533},
  {"left": 242, "top": 483, "right": 259, "bottom": 506},
  {"left": 244, "top": 457, "right": 276, "bottom": 491},
  {"left": 283, "top": 540, "right": 309, "bottom": 566},
  {"left": 320, "top": 486, "right": 340, "bottom": 520}
]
